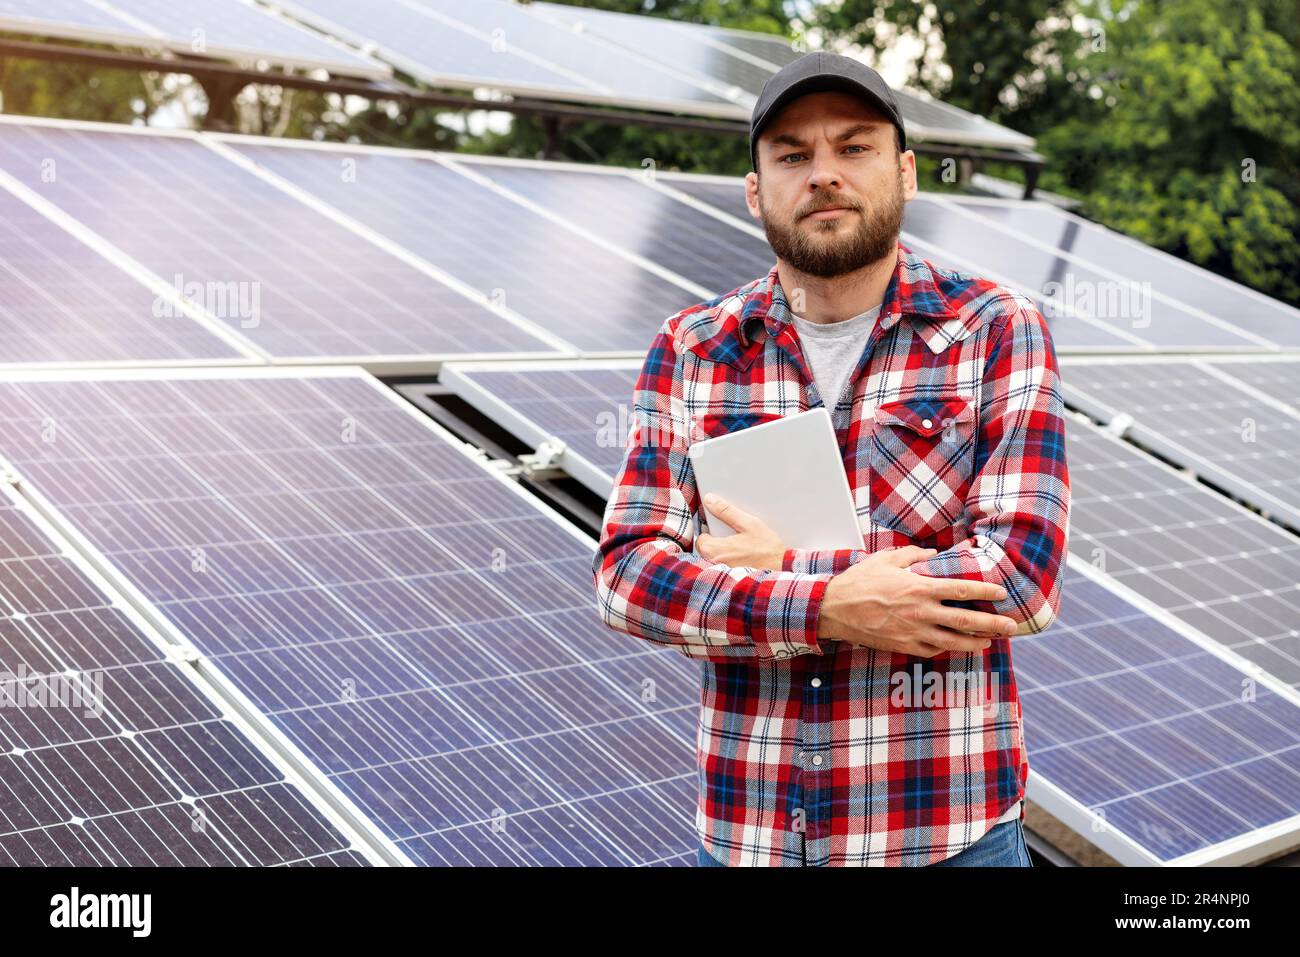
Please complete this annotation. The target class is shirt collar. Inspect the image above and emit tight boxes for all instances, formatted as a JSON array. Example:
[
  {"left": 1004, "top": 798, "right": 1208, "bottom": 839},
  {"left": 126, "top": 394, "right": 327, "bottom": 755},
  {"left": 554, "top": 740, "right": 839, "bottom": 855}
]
[{"left": 737, "top": 242, "right": 985, "bottom": 355}]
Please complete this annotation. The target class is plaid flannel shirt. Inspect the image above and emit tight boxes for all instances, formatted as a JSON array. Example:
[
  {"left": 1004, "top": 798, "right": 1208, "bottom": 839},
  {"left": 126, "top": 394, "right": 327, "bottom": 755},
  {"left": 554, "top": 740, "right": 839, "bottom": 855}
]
[{"left": 592, "top": 241, "right": 1069, "bottom": 866}]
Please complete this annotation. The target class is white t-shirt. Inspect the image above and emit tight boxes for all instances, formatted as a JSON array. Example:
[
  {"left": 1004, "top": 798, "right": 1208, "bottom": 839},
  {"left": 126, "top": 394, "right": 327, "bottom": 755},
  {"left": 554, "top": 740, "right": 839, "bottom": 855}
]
[{"left": 788, "top": 304, "right": 882, "bottom": 409}]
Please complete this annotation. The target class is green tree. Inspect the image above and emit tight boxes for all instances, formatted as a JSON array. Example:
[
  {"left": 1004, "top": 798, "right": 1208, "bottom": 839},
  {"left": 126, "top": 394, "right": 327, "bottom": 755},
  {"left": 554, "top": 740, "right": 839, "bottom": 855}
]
[
  {"left": 810, "top": 0, "right": 1075, "bottom": 127},
  {"left": 1040, "top": 0, "right": 1299, "bottom": 303}
]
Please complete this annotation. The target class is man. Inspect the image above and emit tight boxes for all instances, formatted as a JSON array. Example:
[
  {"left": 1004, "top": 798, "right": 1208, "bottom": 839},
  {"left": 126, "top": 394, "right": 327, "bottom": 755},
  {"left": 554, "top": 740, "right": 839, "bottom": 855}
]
[{"left": 592, "top": 52, "right": 1069, "bottom": 867}]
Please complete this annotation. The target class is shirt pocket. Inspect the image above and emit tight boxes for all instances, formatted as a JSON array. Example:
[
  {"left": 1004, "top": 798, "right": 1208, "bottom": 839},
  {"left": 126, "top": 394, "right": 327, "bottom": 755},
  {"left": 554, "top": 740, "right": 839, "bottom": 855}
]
[
  {"left": 868, "top": 393, "right": 976, "bottom": 540},
  {"left": 687, "top": 410, "right": 786, "bottom": 444}
]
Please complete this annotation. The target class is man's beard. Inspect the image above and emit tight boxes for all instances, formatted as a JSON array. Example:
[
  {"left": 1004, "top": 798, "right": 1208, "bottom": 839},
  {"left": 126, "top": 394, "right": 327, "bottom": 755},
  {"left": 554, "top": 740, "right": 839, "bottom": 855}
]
[{"left": 758, "top": 176, "right": 905, "bottom": 278}]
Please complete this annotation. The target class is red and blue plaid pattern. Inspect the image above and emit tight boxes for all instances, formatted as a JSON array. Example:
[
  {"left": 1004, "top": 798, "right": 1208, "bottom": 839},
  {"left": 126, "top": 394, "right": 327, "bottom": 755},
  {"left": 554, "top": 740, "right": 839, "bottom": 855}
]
[{"left": 593, "top": 241, "right": 1070, "bottom": 865}]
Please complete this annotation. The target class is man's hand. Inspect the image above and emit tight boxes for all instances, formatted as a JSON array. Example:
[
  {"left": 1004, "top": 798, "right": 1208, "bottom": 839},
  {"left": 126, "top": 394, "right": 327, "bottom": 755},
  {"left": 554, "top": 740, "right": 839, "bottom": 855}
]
[
  {"left": 696, "top": 494, "right": 784, "bottom": 571},
  {"left": 818, "top": 546, "right": 1018, "bottom": 658}
]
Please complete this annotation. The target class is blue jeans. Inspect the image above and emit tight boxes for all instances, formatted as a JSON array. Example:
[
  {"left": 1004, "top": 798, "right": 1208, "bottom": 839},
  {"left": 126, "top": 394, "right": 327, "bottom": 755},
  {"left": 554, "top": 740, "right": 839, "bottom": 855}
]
[{"left": 697, "top": 817, "right": 1032, "bottom": 867}]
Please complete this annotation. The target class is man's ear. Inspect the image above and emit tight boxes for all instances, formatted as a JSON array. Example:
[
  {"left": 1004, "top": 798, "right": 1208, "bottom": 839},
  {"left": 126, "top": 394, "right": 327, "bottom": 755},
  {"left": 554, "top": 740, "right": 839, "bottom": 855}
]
[
  {"left": 899, "top": 149, "right": 918, "bottom": 201},
  {"left": 744, "top": 170, "right": 762, "bottom": 221}
]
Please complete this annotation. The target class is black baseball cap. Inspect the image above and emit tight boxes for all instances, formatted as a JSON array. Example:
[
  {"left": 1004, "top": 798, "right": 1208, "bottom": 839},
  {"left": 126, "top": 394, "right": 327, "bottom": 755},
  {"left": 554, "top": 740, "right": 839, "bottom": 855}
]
[{"left": 750, "top": 52, "right": 907, "bottom": 171}]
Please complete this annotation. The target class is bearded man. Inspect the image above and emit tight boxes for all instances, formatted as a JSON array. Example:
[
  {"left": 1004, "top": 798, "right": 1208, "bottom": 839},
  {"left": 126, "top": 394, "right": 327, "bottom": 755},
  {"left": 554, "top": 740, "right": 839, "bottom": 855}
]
[{"left": 593, "top": 52, "right": 1070, "bottom": 868}]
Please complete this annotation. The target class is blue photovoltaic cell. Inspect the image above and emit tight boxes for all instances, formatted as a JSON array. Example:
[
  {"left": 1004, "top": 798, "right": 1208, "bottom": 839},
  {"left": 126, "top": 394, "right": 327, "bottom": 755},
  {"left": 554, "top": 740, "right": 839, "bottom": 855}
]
[
  {"left": 0, "top": 0, "right": 387, "bottom": 78},
  {"left": 1209, "top": 357, "right": 1300, "bottom": 410},
  {"left": 464, "top": 163, "right": 775, "bottom": 295},
  {"left": 0, "top": 123, "right": 557, "bottom": 361},
  {"left": 0, "top": 188, "right": 243, "bottom": 364},
  {"left": 444, "top": 362, "right": 1300, "bottom": 861},
  {"left": 662, "top": 176, "right": 1137, "bottom": 350},
  {"left": 1017, "top": 568, "right": 1300, "bottom": 862},
  {"left": 230, "top": 141, "right": 701, "bottom": 352},
  {"left": 0, "top": 496, "right": 362, "bottom": 866},
  {"left": 0, "top": 373, "right": 698, "bottom": 866},
  {"left": 947, "top": 198, "right": 1300, "bottom": 348}
]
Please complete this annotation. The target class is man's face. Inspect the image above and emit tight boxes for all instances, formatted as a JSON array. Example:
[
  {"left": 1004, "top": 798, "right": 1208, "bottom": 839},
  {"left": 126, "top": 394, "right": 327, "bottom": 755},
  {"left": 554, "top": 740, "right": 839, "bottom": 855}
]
[{"left": 746, "top": 91, "right": 917, "bottom": 278}]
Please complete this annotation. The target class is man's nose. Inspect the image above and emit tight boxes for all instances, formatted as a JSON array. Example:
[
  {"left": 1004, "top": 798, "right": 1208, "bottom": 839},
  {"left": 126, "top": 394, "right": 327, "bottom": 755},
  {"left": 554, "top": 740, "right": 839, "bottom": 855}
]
[{"left": 805, "top": 152, "right": 843, "bottom": 191}]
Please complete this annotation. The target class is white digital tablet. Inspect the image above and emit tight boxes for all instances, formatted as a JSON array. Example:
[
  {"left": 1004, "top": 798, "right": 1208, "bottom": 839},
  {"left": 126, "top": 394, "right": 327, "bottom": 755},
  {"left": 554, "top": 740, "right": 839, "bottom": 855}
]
[{"left": 688, "top": 407, "right": 863, "bottom": 551}]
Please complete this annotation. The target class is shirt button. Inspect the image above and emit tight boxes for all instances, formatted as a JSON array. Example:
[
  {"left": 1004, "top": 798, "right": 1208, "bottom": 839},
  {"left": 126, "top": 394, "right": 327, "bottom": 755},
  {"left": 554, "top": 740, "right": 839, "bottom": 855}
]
[
  {"left": 811, "top": 754, "right": 824, "bottom": 767},
  {"left": 921, "top": 418, "right": 934, "bottom": 430},
  {"left": 810, "top": 677, "right": 822, "bottom": 688}
]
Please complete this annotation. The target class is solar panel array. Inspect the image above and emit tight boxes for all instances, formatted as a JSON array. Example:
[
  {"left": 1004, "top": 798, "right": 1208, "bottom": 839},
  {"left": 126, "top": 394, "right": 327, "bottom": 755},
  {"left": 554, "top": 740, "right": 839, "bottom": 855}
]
[
  {"left": 946, "top": 196, "right": 1300, "bottom": 344},
  {"left": 0, "top": 0, "right": 389, "bottom": 78},
  {"left": 1022, "top": 567, "right": 1300, "bottom": 864},
  {"left": 440, "top": 360, "right": 640, "bottom": 499},
  {"left": 0, "top": 102, "right": 1297, "bottom": 867},
  {"left": 274, "top": 0, "right": 741, "bottom": 117},
  {"left": 659, "top": 173, "right": 1300, "bottom": 352},
  {"left": 437, "top": 359, "right": 1300, "bottom": 863},
  {"left": 0, "top": 484, "right": 366, "bottom": 866},
  {"left": 222, "top": 141, "right": 702, "bottom": 354},
  {"left": 0, "top": 187, "right": 247, "bottom": 365},
  {"left": 1062, "top": 358, "right": 1300, "bottom": 531},
  {"left": 0, "top": 372, "right": 699, "bottom": 866},
  {"left": 528, "top": 0, "right": 1035, "bottom": 149},
  {"left": 0, "top": 123, "right": 565, "bottom": 364}
]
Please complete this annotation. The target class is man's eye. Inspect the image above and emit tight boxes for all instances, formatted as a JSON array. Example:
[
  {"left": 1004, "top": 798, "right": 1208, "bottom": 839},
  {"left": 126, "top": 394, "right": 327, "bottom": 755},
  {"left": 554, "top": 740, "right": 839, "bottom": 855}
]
[
  {"left": 844, "top": 145, "right": 868, "bottom": 154},
  {"left": 779, "top": 153, "right": 805, "bottom": 163}
]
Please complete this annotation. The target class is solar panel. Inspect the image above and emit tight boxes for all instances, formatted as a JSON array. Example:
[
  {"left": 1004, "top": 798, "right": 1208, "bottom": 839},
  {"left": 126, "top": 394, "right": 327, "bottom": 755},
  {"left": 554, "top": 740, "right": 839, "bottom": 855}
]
[
  {"left": 0, "top": 187, "right": 250, "bottom": 365},
  {"left": 528, "top": 2, "right": 777, "bottom": 100},
  {"left": 1066, "top": 417, "right": 1300, "bottom": 687},
  {"left": 946, "top": 196, "right": 1300, "bottom": 347},
  {"left": 276, "top": 0, "right": 740, "bottom": 117},
  {"left": 1211, "top": 356, "right": 1300, "bottom": 409},
  {"left": 439, "top": 360, "right": 641, "bottom": 498},
  {"left": 1019, "top": 564, "right": 1300, "bottom": 865},
  {"left": 442, "top": 360, "right": 1300, "bottom": 863},
  {"left": 657, "top": 173, "right": 1144, "bottom": 351},
  {"left": 0, "top": 0, "right": 389, "bottom": 79},
  {"left": 530, "top": 1, "right": 1035, "bottom": 151},
  {"left": 902, "top": 195, "right": 1274, "bottom": 350},
  {"left": 0, "top": 120, "right": 561, "bottom": 366},
  {"left": 1062, "top": 357, "right": 1300, "bottom": 531},
  {"left": 702, "top": 26, "right": 805, "bottom": 69},
  {"left": 222, "top": 137, "right": 703, "bottom": 353},
  {"left": 458, "top": 159, "right": 775, "bottom": 295},
  {"left": 0, "top": 483, "right": 367, "bottom": 866},
  {"left": 0, "top": 369, "right": 699, "bottom": 866}
]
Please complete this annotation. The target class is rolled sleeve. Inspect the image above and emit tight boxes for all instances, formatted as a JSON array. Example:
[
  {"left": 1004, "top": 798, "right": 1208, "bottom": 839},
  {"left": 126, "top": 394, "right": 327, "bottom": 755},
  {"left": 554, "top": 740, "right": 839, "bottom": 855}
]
[{"left": 782, "top": 547, "right": 870, "bottom": 576}]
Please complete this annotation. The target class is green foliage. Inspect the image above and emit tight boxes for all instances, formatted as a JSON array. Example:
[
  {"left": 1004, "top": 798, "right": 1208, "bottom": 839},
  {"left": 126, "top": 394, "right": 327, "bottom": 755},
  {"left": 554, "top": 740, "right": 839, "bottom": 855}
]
[
  {"left": 1038, "top": 0, "right": 1299, "bottom": 303},
  {"left": 0, "top": 43, "right": 151, "bottom": 123},
  {"left": 810, "top": 0, "right": 1079, "bottom": 126}
]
